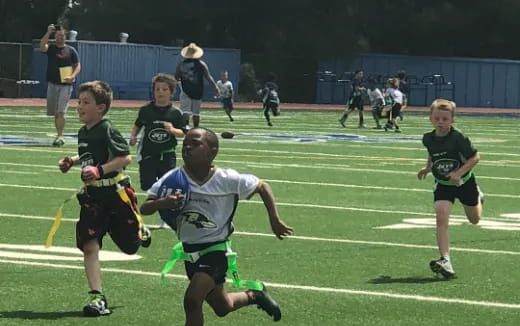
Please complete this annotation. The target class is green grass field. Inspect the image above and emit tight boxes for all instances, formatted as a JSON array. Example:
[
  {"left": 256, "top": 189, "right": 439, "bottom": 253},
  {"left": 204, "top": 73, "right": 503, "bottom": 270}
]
[{"left": 1, "top": 106, "right": 519, "bottom": 325}]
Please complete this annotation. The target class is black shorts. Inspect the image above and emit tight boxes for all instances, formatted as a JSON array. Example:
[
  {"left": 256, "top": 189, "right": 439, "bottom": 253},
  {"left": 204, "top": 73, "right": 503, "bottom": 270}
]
[
  {"left": 434, "top": 175, "right": 480, "bottom": 206},
  {"left": 76, "top": 185, "right": 142, "bottom": 254},
  {"left": 390, "top": 103, "right": 402, "bottom": 119},
  {"left": 138, "top": 152, "right": 176, "bottom": 191},
  {"left": 221, "top": 98, "right": 233, "bottom": 112},
  {"left": 348, "top": 96, "right": 364, "bottom": 111},
  {"left": 184, "top": 251, "right": 228, "bottom": 285}
]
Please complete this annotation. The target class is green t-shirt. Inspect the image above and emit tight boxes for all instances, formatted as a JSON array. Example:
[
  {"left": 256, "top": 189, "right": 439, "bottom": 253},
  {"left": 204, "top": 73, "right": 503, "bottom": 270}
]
[
  {"left": 134, "top": 102, "right": 186, "bottom": 160},
  {"left": 422, "top": 127, "right": 477, "bottom": 183},
  {"left": 77, "top": 119, "right": 129, "bottom": 179}
]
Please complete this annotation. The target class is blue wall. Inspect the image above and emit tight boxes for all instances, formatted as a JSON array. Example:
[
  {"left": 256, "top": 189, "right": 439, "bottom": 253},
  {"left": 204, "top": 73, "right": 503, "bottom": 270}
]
[
  {"left": 31, "top": 40, "right": 240, "bottom": 100},
  {"left": 317, "top": 53, "right": 520, "bottom": 108}
]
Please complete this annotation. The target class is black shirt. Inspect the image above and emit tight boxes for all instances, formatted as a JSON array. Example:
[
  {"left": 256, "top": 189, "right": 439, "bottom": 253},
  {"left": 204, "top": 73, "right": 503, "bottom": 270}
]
[
  {"left": 46, "top": 44, "right": 79, "bottom": 84},
  {"left": 422, "top": 127, "right": 477, "bottom": 182},
  {"left": 77, "top": 119, "right": 129, "bottom": 179},
  {"left": 134, "top": 102, "right": 186, "bottom": 159},
  {"left": 176, "top": 59, "right": 205, "bottom": 99}
]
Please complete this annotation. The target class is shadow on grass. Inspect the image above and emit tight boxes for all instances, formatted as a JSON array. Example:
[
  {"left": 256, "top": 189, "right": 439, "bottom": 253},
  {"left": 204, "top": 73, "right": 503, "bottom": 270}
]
[
  {"left": 0, "top": 306, "right": 121, "bottom": 320},
  {"left": 368, "top": 275, "right": 450, "bottom": 284}
]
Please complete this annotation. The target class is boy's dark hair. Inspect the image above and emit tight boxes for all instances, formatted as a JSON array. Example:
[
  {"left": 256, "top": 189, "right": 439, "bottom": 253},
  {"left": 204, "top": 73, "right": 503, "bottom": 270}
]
[
  {"left": 79, "top": 81, "right": 113, "bottom": 115},
  {"left": 152, "top": 73, "right": 177, "bottom": 93},
  {"left": 354, "top": 70, "right": 362, "bottom": 75},
  {"left": 190, "top": 127, "right": 219, "bottom": 153},
  {"left": 397, "top": 70, "right": 406, "bottom": 79}
]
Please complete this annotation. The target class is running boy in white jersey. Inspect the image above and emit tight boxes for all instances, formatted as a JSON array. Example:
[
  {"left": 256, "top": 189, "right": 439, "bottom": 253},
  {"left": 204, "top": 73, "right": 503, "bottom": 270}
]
[
  {"left": 140, "top": 127, "right": 294, "bottom": 325},
  {"left": 366, "top": 78, "right": 385, "bottom": 129},
  {"left": 216, "top": 71, "right": 234, "bottom": 122}
]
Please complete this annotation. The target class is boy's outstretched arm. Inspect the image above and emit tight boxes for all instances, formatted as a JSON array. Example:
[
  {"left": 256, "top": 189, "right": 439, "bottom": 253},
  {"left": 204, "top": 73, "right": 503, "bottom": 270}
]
[{"left": 257, "top": 181, "right": 294, "bottom": 240}]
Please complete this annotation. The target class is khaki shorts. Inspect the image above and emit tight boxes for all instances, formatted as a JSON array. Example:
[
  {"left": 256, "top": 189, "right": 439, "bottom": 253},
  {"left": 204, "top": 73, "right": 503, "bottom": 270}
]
[
  {"left": 46, "top": 82, "right": 73, "bottom": 116},
  {"left": 180, "top": 91, "right": 201, "bottom": 116}
]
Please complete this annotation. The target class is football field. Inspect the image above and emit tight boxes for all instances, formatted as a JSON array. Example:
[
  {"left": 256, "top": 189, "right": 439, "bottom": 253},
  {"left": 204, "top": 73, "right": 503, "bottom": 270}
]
[{"left": 1, "top": 106, "right": 519, "bottom": 325}]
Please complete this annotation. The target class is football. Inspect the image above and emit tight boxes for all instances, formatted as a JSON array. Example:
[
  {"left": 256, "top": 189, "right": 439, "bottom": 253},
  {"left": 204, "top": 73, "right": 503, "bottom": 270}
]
[
  {"left": 156, "top": 168, "right": 190, "bottom": 229},
  {"left": 221, "top": 131, "right": 235, "bottom": 139}
]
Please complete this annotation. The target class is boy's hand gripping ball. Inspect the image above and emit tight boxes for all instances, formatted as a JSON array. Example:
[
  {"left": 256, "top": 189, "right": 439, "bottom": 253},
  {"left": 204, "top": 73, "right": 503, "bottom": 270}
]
[{"left": 157, "top": 168, "right": 190, "bottom": 229}]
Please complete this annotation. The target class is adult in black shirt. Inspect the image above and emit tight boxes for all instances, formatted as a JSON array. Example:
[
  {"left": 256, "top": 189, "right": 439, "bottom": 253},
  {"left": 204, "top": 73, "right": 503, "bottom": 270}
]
[
  {"left": 40, "top": 24, "right": 81, "bottom": 147},
  {"left": 175, "top": 43, "right": 219, "bottom": 128}
]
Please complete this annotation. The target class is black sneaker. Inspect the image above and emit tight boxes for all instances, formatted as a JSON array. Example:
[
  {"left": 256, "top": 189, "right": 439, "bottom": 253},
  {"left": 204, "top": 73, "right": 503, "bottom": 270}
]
[
  {"left": 338, "top": 119, "right": 346, "bottom": 128},
  {"left": 267, "top": 121, "right": 273, "bottom": 127},
  {"left": 141, "top": 226, "right": 152, "bottom": 248},
  {"left": 249, "top": 284, "right": 281, "bottom": 322},
  {"left": 83, "top": 291, "right": 111, "bottom": 316}
]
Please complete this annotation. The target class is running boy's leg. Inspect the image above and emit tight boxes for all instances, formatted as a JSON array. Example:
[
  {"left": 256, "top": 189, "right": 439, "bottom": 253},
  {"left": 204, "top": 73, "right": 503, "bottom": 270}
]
[
  {"left": 205, "top": 283, "right": 249, "bottom": 317},
  {"left": 184, "top": 273, "right": 218, "bottom": 326},
  {"left": 434, "top": 200, "right": 453, "bottom": 258},
  {"left": 264, "top": 104, "right": 272, "bottom": 126}
]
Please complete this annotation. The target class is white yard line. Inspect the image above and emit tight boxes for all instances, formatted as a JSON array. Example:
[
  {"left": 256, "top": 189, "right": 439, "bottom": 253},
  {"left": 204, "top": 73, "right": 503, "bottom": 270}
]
[
  {"left": 1, "top": 258, "right": 520, "bottom": 309},
  {"left": 1, "top": 212, "right": 519, "bottom": 255}
]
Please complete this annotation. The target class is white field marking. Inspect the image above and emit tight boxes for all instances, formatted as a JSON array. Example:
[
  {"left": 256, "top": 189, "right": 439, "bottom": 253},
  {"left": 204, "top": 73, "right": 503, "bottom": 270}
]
[
  {"left": 3, "top": 158, "right": 520, "bottom": 183},
  {"left": 376, "top": 218, "right": 520, "bottom": 231},
  {"left": 0, "top": 170, "right": 39, "bottom": 175},
  {"left": 501, "top": 213, "right": 520, "bottom": 219},
  {"left": 1, "top": 177, "right": 519, "bottom": 202},
  {"left": 2, "top": 259, "right": 520, "bottom": 310},
  {"left": 0, "top": 182, "right": 518, "bottom": 223},
  {"left": 262, "top": 179, "right": 520, "bottom": 199},
  {"left": 2, "top": 145, "right": 520, "bottom": 168},
  {"left": 2, "top": 212, "right": 520, "bottom": 254},
  {"left": 0, "top": 244, "right": 141, "bottom": 261}
]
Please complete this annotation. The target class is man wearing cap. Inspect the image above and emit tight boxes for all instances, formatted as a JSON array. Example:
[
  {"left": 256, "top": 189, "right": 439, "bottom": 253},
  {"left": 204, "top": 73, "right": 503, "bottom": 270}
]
[
  {"left": 175, "top": 43, "right": 220, "bottom": 128},
  {"left": 40, "top": 23, "right": 81, "bottom": 147}
]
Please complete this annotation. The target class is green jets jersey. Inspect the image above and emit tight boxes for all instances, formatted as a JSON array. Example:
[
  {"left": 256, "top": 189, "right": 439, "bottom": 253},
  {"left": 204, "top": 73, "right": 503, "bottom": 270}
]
[
  {"left": 422, "top": 127, "right": 477, "bottom": 184},
  {"left": 77, "top": 119, "right": 130, "bottom": 178},
  {"left": 134, "top": 102, "right": 185, "bottom": 160}
]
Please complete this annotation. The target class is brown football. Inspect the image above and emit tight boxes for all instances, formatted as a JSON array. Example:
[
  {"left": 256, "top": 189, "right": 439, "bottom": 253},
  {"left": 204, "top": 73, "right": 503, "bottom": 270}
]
[{"left": 221, "top": 131, "right": 235, "bottom": 139}]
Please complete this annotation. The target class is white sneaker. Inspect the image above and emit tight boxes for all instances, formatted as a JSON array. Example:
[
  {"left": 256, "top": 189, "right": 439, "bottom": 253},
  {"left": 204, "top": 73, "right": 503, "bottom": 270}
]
[
  {"left": 477, "top": 185, "right": 485, "bottom": 205},
  {"left": 430, "top": 257, "right": 455, "bottom": 278}
]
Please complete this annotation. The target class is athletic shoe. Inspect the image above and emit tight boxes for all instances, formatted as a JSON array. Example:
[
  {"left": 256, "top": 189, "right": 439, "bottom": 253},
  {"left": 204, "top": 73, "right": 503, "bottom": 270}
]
[
  {"left": 373, "top": 125, "right": 382, "bottom": 129},
  {"left": 83, "top": 291, "right": 111, "bottom": 316},
  {"left": 359, "top": 124, "right": 366, "bottom": 129},
  {"left": 430, "top": 257, "right": 455, "bottom": 279},
  {"left": 141, "top": 226, "right": 152, "bottom": 248},
  {"left": 394, "top": 129, "right": 401, "bottom": 133},
  {"left": 338, "top": 119, "right": 346, "bottom": 128},
  {"left": 478, "top": 186, "right": 485, "bottom": 205},
  {"left": 267, "top": 122, "right": 273, "bottom": 127},
  {"left": 230, "top": 117, "right": 234, "bottom": 122},
  {"left": 52, "top": 137, "right": 65, "bottom": 147},
  {"left": 248, "top": 284, "right": 281, "bottom": 322}
]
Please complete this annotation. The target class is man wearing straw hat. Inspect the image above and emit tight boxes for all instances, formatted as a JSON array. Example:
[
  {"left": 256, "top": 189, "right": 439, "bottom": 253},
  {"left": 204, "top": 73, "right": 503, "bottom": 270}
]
[{"left": 175, "top": 43, "right": 220, "bottom": 128}]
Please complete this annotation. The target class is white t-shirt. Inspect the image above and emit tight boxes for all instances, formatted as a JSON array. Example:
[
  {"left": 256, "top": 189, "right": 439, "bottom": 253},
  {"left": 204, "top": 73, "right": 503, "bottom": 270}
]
[
  {"left": 217, "top": 80, "right": 233, "bottom": 99},
  {"left": 148, "top": 167, "right": 260, "bottom": 244},
  {"left": 367, "top": 88, "right": 384, "bottom": 107},
  {"left": 385, "top": 87, "right": 403, "bottom": 104}
]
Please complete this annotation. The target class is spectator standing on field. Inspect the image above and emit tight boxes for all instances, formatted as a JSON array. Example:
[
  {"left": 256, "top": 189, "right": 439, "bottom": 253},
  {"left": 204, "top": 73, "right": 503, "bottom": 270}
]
[
  {"left": 175, "top": 43, "right": 220, "bottom": 128},
  {"left": 40, "top": 24, "right": 81, "bottom": 147}
]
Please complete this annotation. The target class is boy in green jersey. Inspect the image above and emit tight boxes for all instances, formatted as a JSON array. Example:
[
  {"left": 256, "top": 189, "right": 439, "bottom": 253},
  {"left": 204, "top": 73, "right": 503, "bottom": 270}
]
[
  {"left": 58, "top": 81, "right": 151, "bottom": 316},
  {"left": 417, "top": 99, "right": 483, "bottom": 279}
]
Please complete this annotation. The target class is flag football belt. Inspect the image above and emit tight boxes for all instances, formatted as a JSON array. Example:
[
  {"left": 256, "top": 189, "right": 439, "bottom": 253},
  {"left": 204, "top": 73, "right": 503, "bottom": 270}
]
[
  {"left": 85, "top": 173, "right": 127, "bottom": 187},
  {"left": 45, "top": 173, "right": 144, "bottom": 248},
  {"left": 436, "top": 171, "right": 472, "bottom": 186},
  {"left": 161, "top": 241, "right": 264, "bottom": 290}
]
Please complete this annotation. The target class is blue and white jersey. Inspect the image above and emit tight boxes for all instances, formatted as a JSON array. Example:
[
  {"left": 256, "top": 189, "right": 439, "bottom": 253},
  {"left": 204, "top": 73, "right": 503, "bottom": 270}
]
[
  {"left": 217, "top": 80, "right": 233, "bottom": 99},
  {"left": 148, "top": 167, "right": 260, "bottom": 244}
]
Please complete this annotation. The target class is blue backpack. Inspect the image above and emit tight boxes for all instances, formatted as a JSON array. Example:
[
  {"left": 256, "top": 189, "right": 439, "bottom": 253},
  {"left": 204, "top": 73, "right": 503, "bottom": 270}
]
[{"left": 156, "top": 168, "right": 190, "bottom": 230}]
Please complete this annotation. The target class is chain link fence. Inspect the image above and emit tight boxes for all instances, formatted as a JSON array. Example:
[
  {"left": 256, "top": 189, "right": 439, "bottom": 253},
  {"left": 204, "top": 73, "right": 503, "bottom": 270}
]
[{"left": 0, "top": 42, "right": 34, "bottom": 98}]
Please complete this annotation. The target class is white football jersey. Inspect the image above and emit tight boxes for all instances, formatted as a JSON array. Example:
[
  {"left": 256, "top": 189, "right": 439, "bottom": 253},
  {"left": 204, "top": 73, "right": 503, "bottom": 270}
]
[
  {"left": 217, "top": 80, "right": 233, "bottom": 99},
  {"left": 148, "top": 167, "right": 260, "bottom": 244}
]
